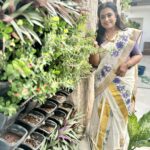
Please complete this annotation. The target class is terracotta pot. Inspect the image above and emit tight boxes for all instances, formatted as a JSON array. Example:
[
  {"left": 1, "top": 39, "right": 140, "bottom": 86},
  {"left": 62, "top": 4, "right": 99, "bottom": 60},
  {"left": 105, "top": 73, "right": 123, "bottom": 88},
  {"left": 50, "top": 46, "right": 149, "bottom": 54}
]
[{"left": 89, "top": 53, "right": 100, "bottom": 67}]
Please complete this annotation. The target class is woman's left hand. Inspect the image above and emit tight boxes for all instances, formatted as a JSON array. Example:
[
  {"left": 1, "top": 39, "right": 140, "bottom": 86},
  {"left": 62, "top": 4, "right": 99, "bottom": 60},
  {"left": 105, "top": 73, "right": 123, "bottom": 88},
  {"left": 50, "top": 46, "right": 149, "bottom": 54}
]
[{"left": 116, "top": 63, "right": 128, "bottom": 77}]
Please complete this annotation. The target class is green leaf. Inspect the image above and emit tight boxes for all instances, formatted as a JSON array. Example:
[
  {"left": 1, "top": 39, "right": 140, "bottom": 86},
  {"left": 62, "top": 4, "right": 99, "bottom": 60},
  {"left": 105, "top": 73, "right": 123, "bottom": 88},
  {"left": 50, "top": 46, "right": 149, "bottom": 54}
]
[{"left": 10, "top": 20, "right": 25, "bottom": 43}]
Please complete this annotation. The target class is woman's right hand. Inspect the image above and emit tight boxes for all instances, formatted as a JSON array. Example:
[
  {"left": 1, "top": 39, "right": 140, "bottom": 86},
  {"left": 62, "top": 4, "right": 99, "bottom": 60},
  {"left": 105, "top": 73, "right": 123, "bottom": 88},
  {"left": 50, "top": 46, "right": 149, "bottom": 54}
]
[
  {"left": 89, "top": 41, "right": 100, "bottom": 68},
  {"left": 94, "top": 41, "right": 99, "bottom": 48}
]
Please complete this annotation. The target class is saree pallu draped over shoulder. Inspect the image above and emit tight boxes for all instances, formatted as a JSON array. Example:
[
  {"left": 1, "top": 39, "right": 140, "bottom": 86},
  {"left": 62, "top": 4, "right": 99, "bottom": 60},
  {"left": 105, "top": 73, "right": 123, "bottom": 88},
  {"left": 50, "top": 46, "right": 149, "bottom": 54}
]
[{"left": 89, "top": 28, "right": 142, "bottom": 150}]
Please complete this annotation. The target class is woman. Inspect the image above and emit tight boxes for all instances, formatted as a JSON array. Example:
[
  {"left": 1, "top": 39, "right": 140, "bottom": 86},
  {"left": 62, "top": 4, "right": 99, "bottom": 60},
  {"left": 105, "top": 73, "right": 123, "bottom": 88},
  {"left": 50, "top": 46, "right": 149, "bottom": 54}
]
[{"left": 89, "top": 2, "right": 143, "bottom": 150}]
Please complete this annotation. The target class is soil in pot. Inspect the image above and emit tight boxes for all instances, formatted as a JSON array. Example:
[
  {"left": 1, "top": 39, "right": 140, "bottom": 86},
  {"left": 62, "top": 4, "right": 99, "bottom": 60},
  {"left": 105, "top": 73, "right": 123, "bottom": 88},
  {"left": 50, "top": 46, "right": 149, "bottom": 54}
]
[
  {"left": 39, "top": 101, "right": 57, "bottom": 115},
  {"left": 22, "top": 114, "right": 41, "bottom": 125},
  {"left": 2, "top": 132, "right": 21, "bottom": 144},
  {"left": 24, "top": 132, "right": 45, "bottom": 149},
  {"left": 62, "top": 101, "right": 74, "bottom": 112},
  {"left": 39, "top": 120, "right": 57, "bottom": 135},
  {"left": 50, "top": 94, "right": 66, "bottom": 104},
  {"left": 19, "top": 111, "right": 44, "bottom": 127},
  {"left": 0, "top": 124, "right": 28, "bottom": 148}
]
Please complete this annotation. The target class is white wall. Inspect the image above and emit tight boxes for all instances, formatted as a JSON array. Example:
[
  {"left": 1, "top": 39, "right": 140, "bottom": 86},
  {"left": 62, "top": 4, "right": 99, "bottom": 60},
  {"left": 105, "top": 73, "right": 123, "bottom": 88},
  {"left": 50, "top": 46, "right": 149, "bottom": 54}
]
[{"left": 127, "top": 5, "right": 150, "bottom": 51}]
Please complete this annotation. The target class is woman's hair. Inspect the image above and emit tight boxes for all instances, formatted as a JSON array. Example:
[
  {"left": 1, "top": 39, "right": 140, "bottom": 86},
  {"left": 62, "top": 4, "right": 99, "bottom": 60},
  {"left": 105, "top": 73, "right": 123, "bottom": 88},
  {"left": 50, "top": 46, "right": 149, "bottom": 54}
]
[{"left": 96, "top": 2, "right": 126, "bottom": 45}]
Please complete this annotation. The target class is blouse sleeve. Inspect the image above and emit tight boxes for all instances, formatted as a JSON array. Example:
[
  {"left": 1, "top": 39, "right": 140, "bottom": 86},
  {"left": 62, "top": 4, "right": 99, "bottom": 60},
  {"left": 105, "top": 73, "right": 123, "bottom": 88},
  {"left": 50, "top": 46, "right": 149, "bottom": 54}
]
[{"left": 130, "top": 43, "right": 141, "bottom": 57}]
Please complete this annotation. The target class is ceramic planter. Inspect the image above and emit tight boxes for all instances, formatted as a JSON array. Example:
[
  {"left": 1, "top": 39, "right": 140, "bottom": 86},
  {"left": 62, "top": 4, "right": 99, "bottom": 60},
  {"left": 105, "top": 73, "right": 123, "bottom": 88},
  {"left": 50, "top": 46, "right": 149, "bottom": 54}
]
[
  {"left": 0, "top": 124, "right": 28, "bottom": 149},
  {"left": 23, "top": 132, "right": 45, "bottom": 150}
]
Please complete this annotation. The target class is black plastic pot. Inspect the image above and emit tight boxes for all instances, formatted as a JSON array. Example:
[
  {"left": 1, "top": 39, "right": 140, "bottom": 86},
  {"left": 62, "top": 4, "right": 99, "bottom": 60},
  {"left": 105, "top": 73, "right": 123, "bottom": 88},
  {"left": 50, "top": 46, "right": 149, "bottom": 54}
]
[
  {"left": 0, "top": 81, "right": 9, "bottom": 96},
  {"left": 0, "top": 108, "right": 22, "bottom": 132},
  {"left": 50, "top": 94, "right": 67, "bottom": 104},
  {"left": 17, "top": 110, "right": 45, "bottom": 133},
  {"left": 60, "top": 101, "right": 74, "bottom": 119},
  {"left": 0, "top": 124, "right": 28, "bottom": 149},
  {"left": 23, "top": 132, "right": 45, "bottom": 150},
  {"left": 47, "top": 108, "right": 67, "bottom": 127},
  {"left": 35, "top": 100, "right": 57, "bottom": 118},
  {"left": 46, "top": 98, "right": 59, "bottom": 106},
  {"left": 56, "top": 90, "right": 69, "bottom": 97},
  {"left": 0, "top": 139, "right": 10, "bottom": 150},
  {"left": 57, "top": 88, "right": 73, "bottom": 95},
  {"left": 16, "top": 144, "right": 33, "bottom": 150},
  {"left": 22, "top": 99, "right": 39, "bottom": 114},
  {"left": 37, "top": 119, "right": 57, "bottom": 137}
]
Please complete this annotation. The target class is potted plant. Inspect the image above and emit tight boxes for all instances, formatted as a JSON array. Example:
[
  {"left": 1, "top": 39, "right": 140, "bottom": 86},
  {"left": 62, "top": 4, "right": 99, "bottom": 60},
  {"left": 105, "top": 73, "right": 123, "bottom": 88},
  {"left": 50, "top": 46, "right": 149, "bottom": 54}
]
[
  {"left": 37, "top": 119, "right": 57, "bottom": 138},
  {"left": 48, "top": 108, "right": 67, "bottom": 127},
  {"left": 17, "top": 110, "right": 45, "bottom": 133},
  {"left": 35, "top": 101, "right": 57, "bottom": 118},
  {"left": 23, "top": 131, "right": 46, "bottom": 150},
  {"left": 45, "top": 112, "right": 84, "bottom": 150},
  {"left": 128, "top": 111, "right": 150, "bottom": 150},
  {"left": 0, "top": 124, "right": 28, "bottom": 149}
]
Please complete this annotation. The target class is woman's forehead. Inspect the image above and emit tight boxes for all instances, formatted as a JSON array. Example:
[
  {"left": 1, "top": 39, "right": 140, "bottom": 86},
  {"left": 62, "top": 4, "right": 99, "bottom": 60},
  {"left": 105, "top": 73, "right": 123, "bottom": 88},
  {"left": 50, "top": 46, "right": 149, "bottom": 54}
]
[{"left": 100, "top": 7, "right": 115, "bottom": 16}]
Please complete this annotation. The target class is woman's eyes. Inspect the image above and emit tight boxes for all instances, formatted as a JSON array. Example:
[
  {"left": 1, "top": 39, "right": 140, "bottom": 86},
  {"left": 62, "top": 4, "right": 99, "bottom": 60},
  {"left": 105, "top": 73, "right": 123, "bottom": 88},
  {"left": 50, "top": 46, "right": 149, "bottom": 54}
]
[{"left": 100, "top": 13, "right": 113, "bottom": 20}]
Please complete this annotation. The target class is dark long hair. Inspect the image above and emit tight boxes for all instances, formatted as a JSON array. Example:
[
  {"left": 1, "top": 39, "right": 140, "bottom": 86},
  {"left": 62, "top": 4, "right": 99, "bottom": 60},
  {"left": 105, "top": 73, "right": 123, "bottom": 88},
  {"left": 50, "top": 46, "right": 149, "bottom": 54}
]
[{"left": 96, "top": 2, "right": 126, "bottom": 45}]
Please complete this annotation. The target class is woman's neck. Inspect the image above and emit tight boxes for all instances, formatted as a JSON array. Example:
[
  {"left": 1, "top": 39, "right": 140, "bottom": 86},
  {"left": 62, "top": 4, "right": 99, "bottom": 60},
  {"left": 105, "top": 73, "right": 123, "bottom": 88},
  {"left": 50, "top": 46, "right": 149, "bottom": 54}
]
[
  {"left": 105, "top": 27, "right": 119, "bottom": 42},
  {"left": 105, "top": 26, "right": 119, "bottom": 34}
]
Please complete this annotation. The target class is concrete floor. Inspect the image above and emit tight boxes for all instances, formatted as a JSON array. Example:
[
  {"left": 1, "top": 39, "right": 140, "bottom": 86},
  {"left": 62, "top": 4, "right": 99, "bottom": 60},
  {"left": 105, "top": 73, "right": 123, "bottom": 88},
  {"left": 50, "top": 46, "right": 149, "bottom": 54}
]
[
  {"left": 136, "top": 55, "right": 150, "bottom": 119},
  {"left": 79, "top": 55, "right": 150, "bottom": 150}
]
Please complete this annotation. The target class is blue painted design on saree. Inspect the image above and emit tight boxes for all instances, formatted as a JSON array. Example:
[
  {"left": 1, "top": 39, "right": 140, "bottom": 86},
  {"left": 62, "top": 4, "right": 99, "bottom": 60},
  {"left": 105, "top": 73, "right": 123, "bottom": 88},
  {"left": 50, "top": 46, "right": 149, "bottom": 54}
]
[
  {"left": 113, "top": 77, "right": 131, "bottom": 110},
  {"left": 98, "top": 64, "right": 112, "bottom": 81},
  {"left": 111, "top": 35, "right": 129, "bottom": 57}
]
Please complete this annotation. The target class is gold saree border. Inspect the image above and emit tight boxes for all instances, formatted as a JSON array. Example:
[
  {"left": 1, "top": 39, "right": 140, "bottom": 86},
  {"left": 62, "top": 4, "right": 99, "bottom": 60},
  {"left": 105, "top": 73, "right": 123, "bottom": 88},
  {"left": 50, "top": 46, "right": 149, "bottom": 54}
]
[
  {"left": 108, "top": 83, "right": 128, "bottom": 122},
  {"left": 97, "top": 100, "right": 110, "bottom": 150}
]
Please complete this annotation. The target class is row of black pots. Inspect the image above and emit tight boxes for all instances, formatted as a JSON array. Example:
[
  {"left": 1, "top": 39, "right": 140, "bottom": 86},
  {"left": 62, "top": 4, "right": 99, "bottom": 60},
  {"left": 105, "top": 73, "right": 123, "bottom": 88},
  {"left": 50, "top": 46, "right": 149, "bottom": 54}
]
[
  {"left": 0, "top": 88, "right": 74, "bottom": 149},
  {"left": 0, "top": 101, "right": 74, "bottom": 149},
  {"left": 0, "top": 91, "right": 63, "bottom": 131}
]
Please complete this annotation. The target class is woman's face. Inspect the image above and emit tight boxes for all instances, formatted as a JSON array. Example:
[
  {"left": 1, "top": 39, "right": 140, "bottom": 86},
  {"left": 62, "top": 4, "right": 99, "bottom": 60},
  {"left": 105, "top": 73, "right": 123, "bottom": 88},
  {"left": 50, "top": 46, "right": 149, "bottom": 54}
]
[{"left": 99, "top": 7, "right": 117, "bottom": 30}]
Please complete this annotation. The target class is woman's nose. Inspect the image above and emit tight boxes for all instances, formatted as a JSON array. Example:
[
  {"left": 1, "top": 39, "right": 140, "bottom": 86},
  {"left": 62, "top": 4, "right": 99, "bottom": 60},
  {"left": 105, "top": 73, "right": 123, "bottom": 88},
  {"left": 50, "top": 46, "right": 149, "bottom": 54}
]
[{"left": 104, "top": 16, "right": 109, "bottom": 21}]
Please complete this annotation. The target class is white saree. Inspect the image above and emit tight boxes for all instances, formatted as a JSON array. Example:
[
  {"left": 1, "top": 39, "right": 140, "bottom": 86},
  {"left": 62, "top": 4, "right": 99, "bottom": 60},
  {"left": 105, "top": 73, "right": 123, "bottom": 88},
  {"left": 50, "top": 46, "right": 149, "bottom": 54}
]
[{"left": 88, "top": 28, "right": 142, "bottom": 150}]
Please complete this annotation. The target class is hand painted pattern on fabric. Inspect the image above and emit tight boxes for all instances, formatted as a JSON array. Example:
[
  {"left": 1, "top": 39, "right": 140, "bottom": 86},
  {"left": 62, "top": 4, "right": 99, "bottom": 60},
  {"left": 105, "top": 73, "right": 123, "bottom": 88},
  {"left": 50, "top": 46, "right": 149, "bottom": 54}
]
[
  {"left": 98, "top": 64, "right": 112, "bottom": 81},
  {"left": 111, "top": 35, "right": 129, "bottom": 57},
  {"left": 113, "top": 77, "right": 131, "bottom": 111}
]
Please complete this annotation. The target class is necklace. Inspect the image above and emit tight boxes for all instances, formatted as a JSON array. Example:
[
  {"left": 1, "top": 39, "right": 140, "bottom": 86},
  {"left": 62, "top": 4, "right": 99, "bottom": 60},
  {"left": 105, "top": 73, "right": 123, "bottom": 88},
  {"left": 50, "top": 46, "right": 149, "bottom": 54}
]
[{"left": 105, "top": 30, "right": 119, "bottom": 42}]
